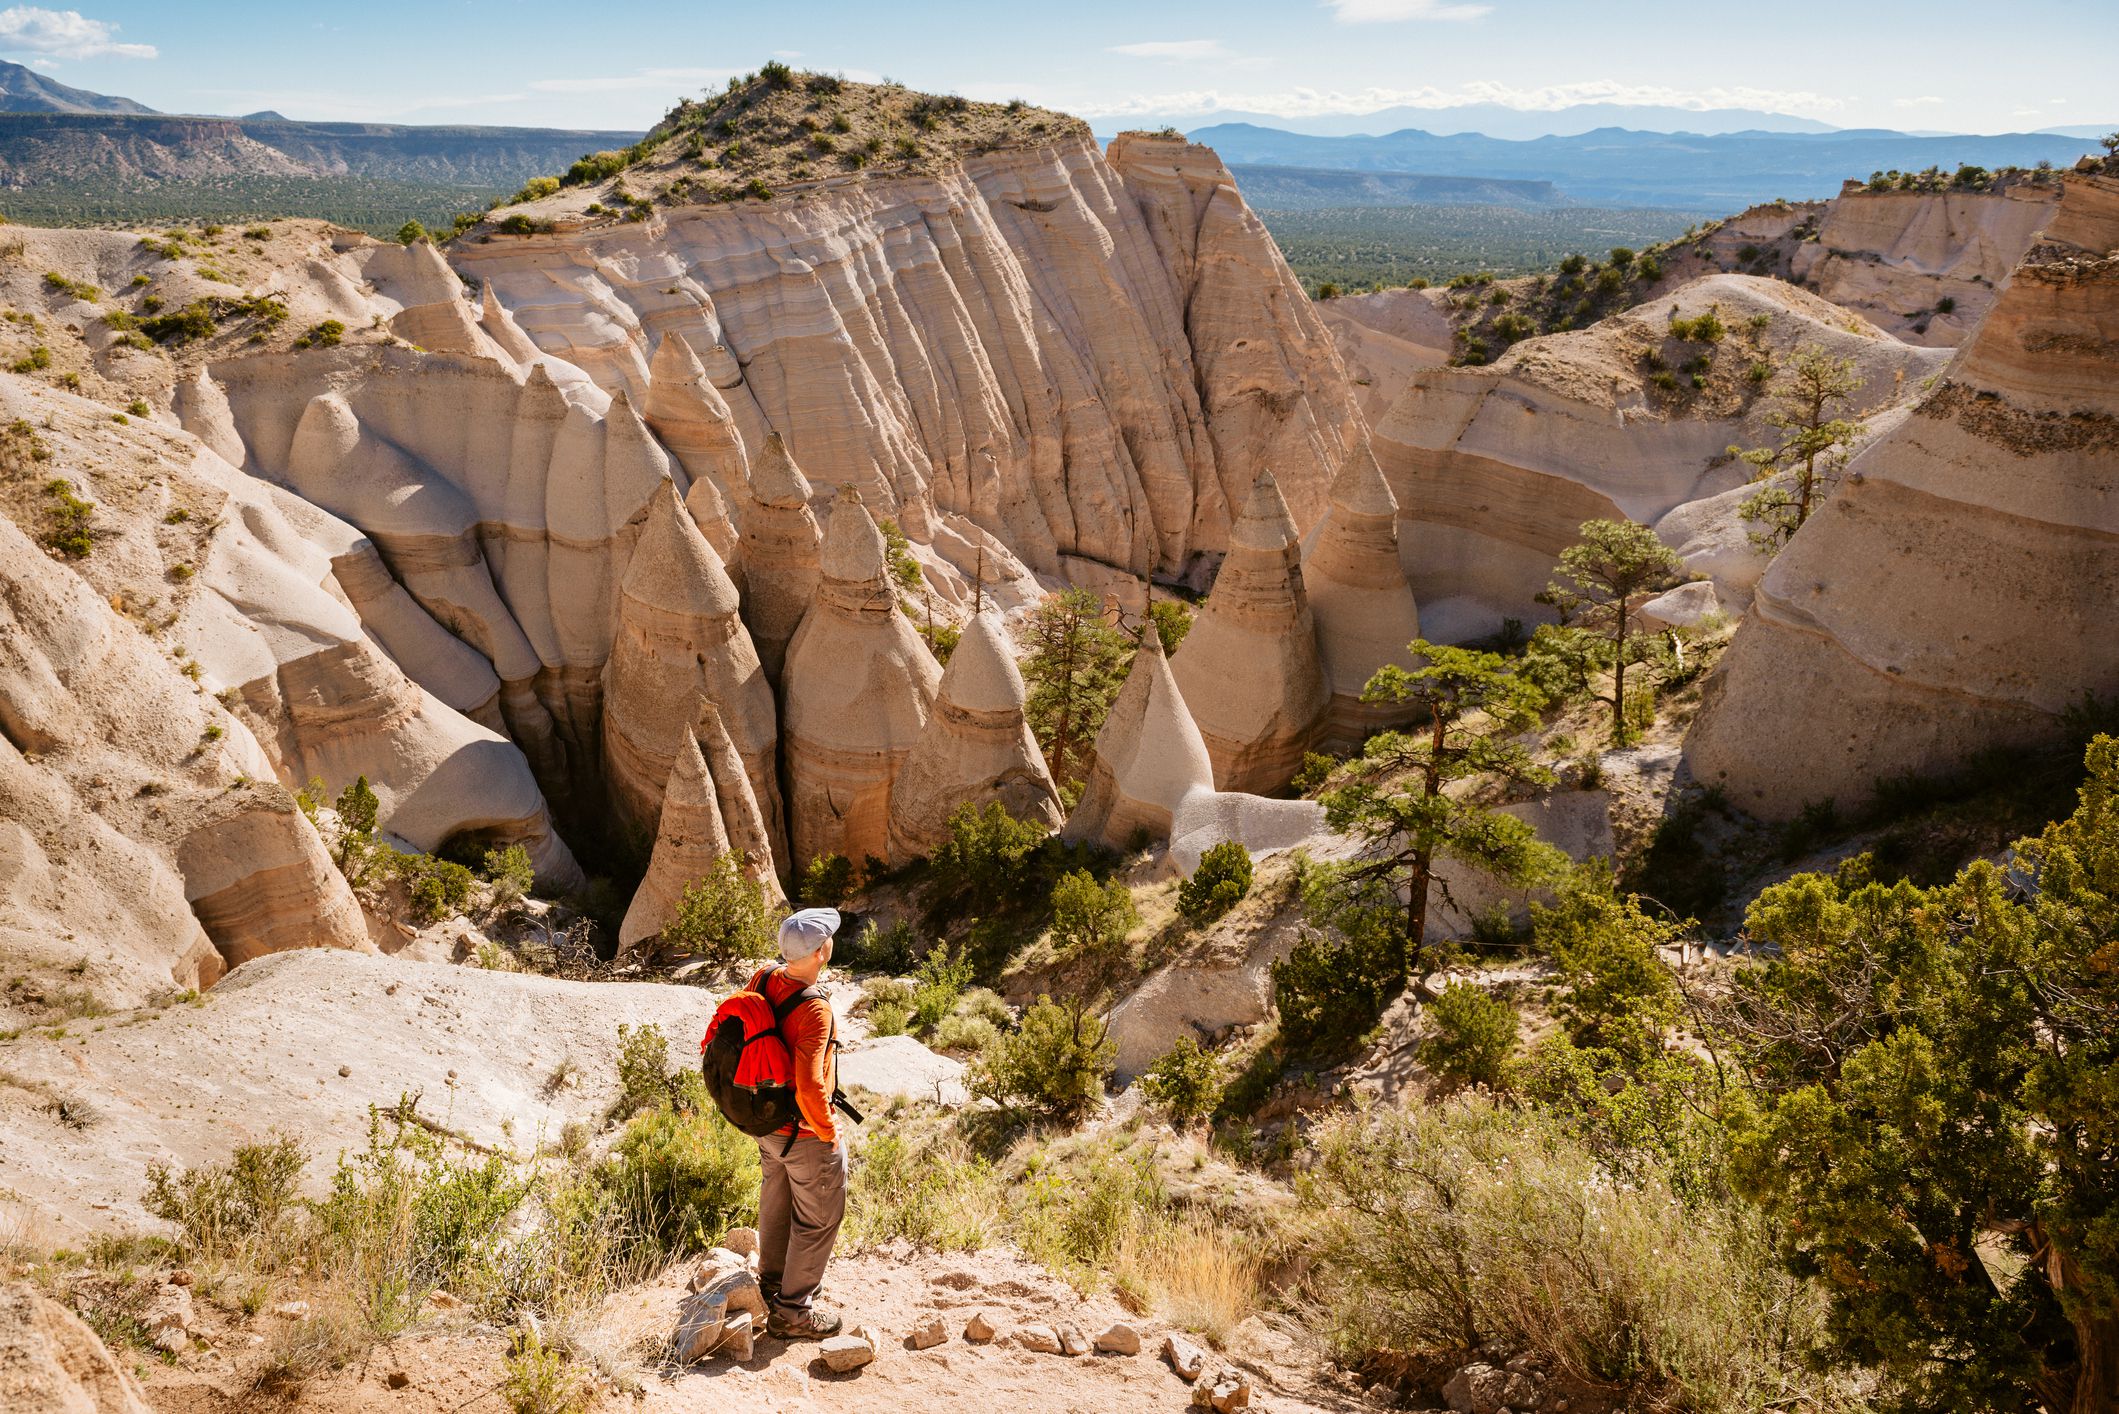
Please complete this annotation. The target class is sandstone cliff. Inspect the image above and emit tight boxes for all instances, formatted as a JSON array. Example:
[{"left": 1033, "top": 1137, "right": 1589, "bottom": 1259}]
[{"left": 1684, "top": 173, "right": 2119, "bottom": 817}]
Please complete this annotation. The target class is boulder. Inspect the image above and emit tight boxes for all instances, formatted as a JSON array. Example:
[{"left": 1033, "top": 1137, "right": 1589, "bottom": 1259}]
[
  {"left": 1014, "top": 1324, "right": 1064, "bottom": 1354},
  {"left": 1163, "top": 1333, "right": 1208, "bottom": 1381},
  {"left": 1194, "top": 1373, "right": 1253, "bottom": 1411},
  {"left": 1442, "top": 1361, "right": 1535, "bottom": 1414},
  {"left": 673, "top": 1267, "right": 767, "bottom": 1365},
  {"left": 820, "top": 1326, "right": 879, "bottom": 1372},
  {"left": 1058, "top": 1325, "right": 1090, "bottom": 1356},
  {"left": 719, "top": 1227, "right": 760, "bottom": 1259},
  {"left": 1303, "top": 446, "right": 1422, "bottom": 750},
  {"left": 0, "top": 1281, "right": 152, "bottom": 1414},
  {"left": 1636, "top": 579, "right": 1722, "bottom": 631},
  {"left": 781, "top": 489, "right": 942, "bottom": 867},
  {"left": 1093, "top": 1321, "right": 1141, "bottom": 1355},
  {"left": 964, "top": 1311, "right": 998, "bottom": 1343},
  {"left": 910, "top": 1313, "right": 947, "bottom": 1350},
  {"left": 886, "top": 609, "right": 1063, "bottom": 864},
  {"left": 1171, "top": 470, "right": 1331, "bottom": 793}
]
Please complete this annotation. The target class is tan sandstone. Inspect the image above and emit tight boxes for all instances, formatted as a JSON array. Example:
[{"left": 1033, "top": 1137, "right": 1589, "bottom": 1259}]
[{"left": 1302, "top": 448, "right": 1421, "bottom": 750}]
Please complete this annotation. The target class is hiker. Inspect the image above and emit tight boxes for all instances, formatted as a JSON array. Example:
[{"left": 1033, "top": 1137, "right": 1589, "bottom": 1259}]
[{"left": 749, "top": 907, "right": 848, "bottom": 1340}]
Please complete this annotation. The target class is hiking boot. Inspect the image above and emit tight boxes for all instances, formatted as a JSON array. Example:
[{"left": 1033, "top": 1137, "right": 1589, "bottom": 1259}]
[{"left": 767, "top": 1305, "right": 844, "bottom": 1341}]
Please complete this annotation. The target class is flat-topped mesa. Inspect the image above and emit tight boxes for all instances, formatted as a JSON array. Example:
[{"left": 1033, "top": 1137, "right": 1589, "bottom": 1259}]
[
  {"left": 781, "top": 487, "right": 943, "bottom": 869},
  {"left": 601, "top": 479, "right": 783, "bottom": 858},
  {"left": 1303, "top": 447, "right": 1421, "bottom": 751},
  {"left": 616, "top": 727, "right": 732, "bottom": 956},
  {"left": 1684, "top": 171, "right": 2119, "bottom": 818},
  {"left": 1169, "top": 470, "right": 1331, "bottom": 793},
  {"left": 741, "top": 432, "right": 822, "bottom": 683},
  {"left": 1062, "top": 627, "right": 1217, "bottom": 853},
  {"left": 886, "top": 610, "right": 1064, "bottom": 864}
]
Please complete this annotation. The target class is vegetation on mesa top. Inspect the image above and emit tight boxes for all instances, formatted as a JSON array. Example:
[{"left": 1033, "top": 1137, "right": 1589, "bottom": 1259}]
[{"left": 477, "top": 65, "right": 1086, "bottom": 231}]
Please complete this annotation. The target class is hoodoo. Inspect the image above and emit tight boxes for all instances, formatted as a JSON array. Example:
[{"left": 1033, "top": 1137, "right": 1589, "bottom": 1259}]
[
  {"left": 600, "top": 479, "right": 780, "bottom": 854},
  {"left": 1303, "top": 448, "right": 1421, "bottom": 750},
  {"left": 1685, "top": 172, "right": 2119, "bottom": 816},
  {"left": 1170, "top": 469, "right": 1331, "bottom": 793},
  {"left": 741, "top": 432, "right": 823, "bottom": 684},
  {"left": 1063, "top": 628, "right": 1218, "bottom": 854},
  {"left": 692, "top": 697, "right": 783, "bottom": 896},
  {"left": 645, "top": 331, "right": 754, "bottom": 515},
  {"left": 780, "top": 488, "right": 943, "bottom": 869},
  {"left": 887, "top": 610, "right": 1065, "bottom": 864},
  {"left": 616, "top": 727, "right": 732, "bottom": 955}
]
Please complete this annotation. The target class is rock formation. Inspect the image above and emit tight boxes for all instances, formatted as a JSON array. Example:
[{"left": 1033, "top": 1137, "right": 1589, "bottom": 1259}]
[
  {"left": 740, "top": 433, "right": 823, "bottom": 682},
  {"left": 0, "top": 1282, "right": 153, "bottom": 1414},
  {"left": 617, "top": 728, "right": 732, "bottom": 954},
  {"left": 645, "top": 331, "right": 754, "bottom": 512},
  {"left": 1368, "top": 273, "right": 1950, "bottom": 641},
  {"left": 453, "top": 116, "right": 1371, "bottom": 588},
  {"left": 1170, "top": 470, "right": 1330, "bottom": 792},
  {"left": 1685, "top": 172, "right": 2119, "bottom": 816},
  {"left": 601, "top": 479, "right": 780, "bottom": 859},
  {"left": 887, "top": 610, "right": 1064, "bottom": 863},
  {"left": 1065, "top": 628, "right": 1215, "bottom": 853},
  {"left": 1302, "top": 448, "right": 1421, "bottom": 750},
  {"left": 780, "top": 489, "right": 941, "bottom": 868}
]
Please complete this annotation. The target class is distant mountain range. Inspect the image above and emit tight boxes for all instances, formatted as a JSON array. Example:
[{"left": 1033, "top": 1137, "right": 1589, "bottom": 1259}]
[
  {"left": 1095, "top": 101, "right": 1841, "bottom": 141},
  {"left": 1192, "top": 125, "right": 2105, "bottom": 209},
  {"left": 0, "top": 58, "right": 154, "bottom": 115},
  {"left": 1226, "top": 165, "right": 1561, "bottom": 210}
]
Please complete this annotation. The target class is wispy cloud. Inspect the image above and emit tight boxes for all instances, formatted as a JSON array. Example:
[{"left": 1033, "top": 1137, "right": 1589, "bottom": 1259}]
[
  {"left": 1110, "top": 40, "right": 1236, "bottom": 61},
  {"left": 1324, "top": 0, "right": 1492, "bottom": 23},
  {"left": 529, "top": 67, "right": 739, "bottom": 96},
  {"left": 1087, "top": 79, "right": 1845, "bottom": 118},
  {"left": 0, "top": 5, "right": 154, "bottom": 60},
  {"left": 1893, "top": 95, "right": 1943, "bottom": 108}
]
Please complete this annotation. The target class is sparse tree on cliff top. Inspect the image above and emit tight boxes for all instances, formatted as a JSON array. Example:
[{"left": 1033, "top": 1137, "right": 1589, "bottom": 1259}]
[
  {"left": 1319, "top": 641, "right": 1563, "bottom": 980},
  {"left": 1732, "top": 343, "right": 1864, "bottom": 551},
  {"left": 1540, "top": 519, "right": 1685, "bottom": 747}
]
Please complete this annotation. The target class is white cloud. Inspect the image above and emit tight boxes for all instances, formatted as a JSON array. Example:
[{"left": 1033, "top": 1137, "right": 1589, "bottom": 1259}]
[
  {"left": 1110, "top": 40, "right": 1236, "bottom": 61},
  {"left": 529, "top": 67, "right": 739, "bottom": 96},
  {"left": 1085, "top": 79, "right": 1846, "bottom": 119},
  {"left": 1324, "top": 0, "right": 1492, "bottom": 22},
  {"left": 0, "top": 5, "right": 153, "bottom": 59},
  {"left": 1893, "top": 95, "right": 1943, "bottom": 108}
]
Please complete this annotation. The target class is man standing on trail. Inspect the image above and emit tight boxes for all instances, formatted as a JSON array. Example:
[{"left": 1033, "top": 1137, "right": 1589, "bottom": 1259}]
[{"left": 753, "top": 907, "right": 847, "bottom": 1340}]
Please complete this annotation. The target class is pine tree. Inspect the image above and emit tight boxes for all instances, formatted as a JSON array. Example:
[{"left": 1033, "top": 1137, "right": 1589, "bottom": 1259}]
[
  {"left": 1732, "top": 344, "right": 1864, "bottom": 550},
  {"left": 1540, "top": 519, "right": 1684, "bottom": 746},
  {"left": 1021, "top": 587, "right": 1129, "bottom": 792}
]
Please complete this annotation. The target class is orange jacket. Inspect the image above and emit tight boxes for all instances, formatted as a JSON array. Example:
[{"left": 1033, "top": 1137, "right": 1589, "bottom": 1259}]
[{"left": 751, "top": 967, "right": 837, "bottom": 1144}]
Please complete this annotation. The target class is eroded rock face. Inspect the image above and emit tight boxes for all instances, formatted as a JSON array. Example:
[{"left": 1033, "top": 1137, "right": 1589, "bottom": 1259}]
[
  {"left": 1793, "top": 180, "right": 2061, "bottom": 347},
  {"left": 739, "top": 433, "right": 822, "bottom": 683},
  {"left": 1686, "top": 173, "right": 2119, "bottom": 817},
  {"left": 1064, "top": 628, "right": 1216, "bottom": 853},
  {"left": 1370, "top": 273, "right": 1950, "bottom": 641},
  {"left": 0, "top": 1281, "right": 153, "bottom": 1414},
  {"left": 886, "top": 611, "right": 1063, "bottom": 864},
  {"left": 781, "top": 490, "right": 941, "bottom": 868},
  {"left": 1170, "top": 470, "right": 1330, "bottom": 793},
  {"left": 1302, "top": 449, "right": 1420, "bottom": 751},
  {"left": 453, "top": 131, "right": 1368, "bottom": 587}
]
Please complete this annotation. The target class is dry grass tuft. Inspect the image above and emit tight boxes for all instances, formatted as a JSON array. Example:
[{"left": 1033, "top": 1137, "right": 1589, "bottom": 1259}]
[{"left": 1114, "top": 1212, "right": 1264, "bottom": 1348}]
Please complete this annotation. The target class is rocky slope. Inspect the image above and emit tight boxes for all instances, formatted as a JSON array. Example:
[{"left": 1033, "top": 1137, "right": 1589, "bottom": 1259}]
[
  {"left": 1369, "top": 272, "right": 1949, "bottom": 642},
  {"left": 1685, "top": 171, "right": 2119, "bottom": 816}
]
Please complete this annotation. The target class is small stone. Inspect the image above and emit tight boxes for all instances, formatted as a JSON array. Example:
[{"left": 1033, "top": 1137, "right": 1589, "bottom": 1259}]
[
  {"left": 963, "top": 1311, "right": 997, "bottom": 1343},
  {"left": 168, "top": 1269, "right": 195, "bottom": 1287},
  {"left": 1163, "top": 1333, "right": 1207, "bottom": 1382},
  {"left": 820, "top": 1332, "right": 876, "bottom": 1372},
  {"left": 1205, "top": 1375, "right": 1253, "bottom": 1412},
  {"left": 686, "top": 1249, "right": 750, "bottom": 1292},
  {"left": 271, "top": 1300, "right": 311, "bottom": 1322},
  {"left": 691, "top": 1266, "right": 766, "bottom": 1320},
  {"left": 1093, "top": 1321, "right": 1140, "bottom": 1355},
  {"left": 1058, "top": 1325, "right": 1090, "bottom": 1356},
  {"left": 338, "top": 1065, "right": 351, "bottom": 1078},
  {"left": 1013, "top": 1323, "right": 1063, "bottom": 1354},
  {"left": 910, "top": 1313, "right": 947, "bottom": 1350},
  {"left": 720, "top": 1226, "right": 760, "bottom": 1258},
  {"left": 673, "top": 1296, "right": 728, "bottom": 1365},
  {"left": 1444, "top": 1362, "right": 1525, "bottom": 1414},
  {"left": 386, "top": 1371, "right": 411, "bottom": 1390},
  {"left": 717, "top": 1311, "right": 754, "bottom": 1362}
]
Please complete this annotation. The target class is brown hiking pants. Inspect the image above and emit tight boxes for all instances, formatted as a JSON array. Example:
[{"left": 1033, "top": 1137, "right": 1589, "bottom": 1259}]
[{"left": 756, "top": 1134, "right": 846, "bottom": 1320}]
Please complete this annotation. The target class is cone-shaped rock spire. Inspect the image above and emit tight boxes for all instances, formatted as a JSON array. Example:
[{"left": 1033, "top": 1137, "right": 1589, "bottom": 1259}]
[
  {"left": 695, "top": 696, "right": 783, "bottom": 901},
  {"left": 781, "top": 488, "right": 942, "bottom": 868},
  {"left": 602, "top": 480, "right": 784, "bottom": 861},
  {"left": 1062, "top": 626, "right": 1216, "bottom": 852},
  {"left": 741, "top": 432, "right": 822, "bottom": 684},
  {"left": 647, "top": 333, "right": 753, "bottom": 510},
  {"left": 1303, "top": 447, "right": 1421, "bottom": 750},
  {"left": 616, "top": 728, "right": 732, "bottom": 955},
  {"left": 1169, "top": 469, "right": 1330, "bottom": 792},
  {"left": 887, "top": 610, "right": 1063, "bottom": 864}
]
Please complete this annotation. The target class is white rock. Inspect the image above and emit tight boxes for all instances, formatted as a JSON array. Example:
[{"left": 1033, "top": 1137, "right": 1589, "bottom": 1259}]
[
  {"left": 820, "top": 1328, "right": 877, "bottom": 1372},
  {"left": 1058, "top": 1325, "right": 1090, "bottom": 1356},
  {"left": 717, "top": 1311, "right": 754, "bottom": 1362},
  {"left": 910, "top": 1313, "right": 947, "bottom": 1350},
  {"left": 1094, "top": 1321, "right": 1141, "bottom": 1355},
  {"left": 1014, "top": 1323, "right": 1063, "bottom": 1354},
  {"left": 1163, "top": 1333, "right": 1208, "bottom": 1381},
  {"left": 1636, "top": 578, "right": 1722, "bottom": 631}
]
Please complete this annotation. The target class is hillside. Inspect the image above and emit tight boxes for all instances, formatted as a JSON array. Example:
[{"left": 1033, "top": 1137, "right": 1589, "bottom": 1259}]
[{"left": 0, "top": 58, "right": 153, "bottom": 116}]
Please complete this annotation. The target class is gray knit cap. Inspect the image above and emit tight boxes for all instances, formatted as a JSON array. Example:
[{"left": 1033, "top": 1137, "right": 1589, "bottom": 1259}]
[{"left": 776, "top": 907, "right": 841, "bottom": 961}]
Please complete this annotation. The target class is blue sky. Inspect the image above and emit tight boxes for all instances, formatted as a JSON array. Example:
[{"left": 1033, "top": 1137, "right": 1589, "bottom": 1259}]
[{"left": 9, "top": 0, "right": 2113, "bottom": 134}]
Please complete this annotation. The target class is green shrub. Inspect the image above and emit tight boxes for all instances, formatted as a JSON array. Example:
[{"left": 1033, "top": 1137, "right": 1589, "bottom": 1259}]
[
  {"left": 929, "top": 801, "right": 1049, "bottom": 910},
  {"left": 1668, "top": 304, "right": 1727, "bottom": 343},
  {"left": 145, "top": 1135, "right": 306, "bottom": 1257},
  {"left": 407, "top": 858, "right": 474, "bottom": 922},
  {"left": 481, "top": 843, "right": 535, "bottom": 907},
  {"left": 971, "top": 996, "right": 1114, "bottom": 1122},
  {"left": 799, "top": 853, "right": 854, "bottom": 906},
  {"left": 1306, "top": 1099, "right": 1833, "bottom": 1412},
  {"left": 1012, "top": 1139, "right": 1165, "bottom": 1280},
  {"left": 657, "top": 856, "right": 775, "bottom": 964},
  {"left": 41, "top": 478, "right": 94, "bottom": 558},
  {"left": 1176, "top": 841, "right": 1251, "bottom": 926},
  {"left": 603, "top": 1103, "right": 758, "bottom": 1259},
  {"left": 1049, "top": 868, "right": 1138, "bottom": 953},
  {"left": 910, "top": 940, "right": 972, "bottom": 1033},
  {"left": 1271, "top": 925, "right": 1397, "bottom": 1057},
  {"left": 930, "top": 1011, "right": 999, "bottom": 1055},
  {"left": 1146, "top": 599, "right": 1193, "bottom": 654},
  {"left": 394, "top": 220, "right": 428, "bottom": 246},
  {"left": 841, "top": 917, "right": 917, "bottom": 973},
  {"left": 335, "top": 775, "right": 379, "bottom": 835},
  {"left": 1139, "top": 1035, "right": 1222, "bottom": 1128},
  {"left": 501, "top": 1326, "right": 591, "bottom": 1414},
  {"left": 561, "top": 149, "right": 632, "bottom": 186},
  {"left": 846, "top": 1131, "right": 999, "bottom": 1250},
  {"left": 758, "top": 60, "right": 795, "bottom": 87},
  {"left": 9, "top": 344, "right": 49, "bottom": 373},
  {"left": 611, "top": 1023, "right": 675, "bottom": 1121},
  {"left": 1418, "top": 982, "right": 1518, "bottom": 1087},
  {"left": 293, "top": 319, "right": 344, "bottom": 349},
  {"left": 142, "top": 300, "right": 219, "bottom": 343}
]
